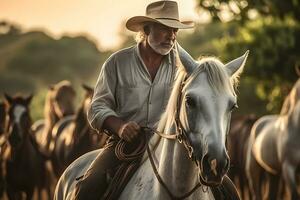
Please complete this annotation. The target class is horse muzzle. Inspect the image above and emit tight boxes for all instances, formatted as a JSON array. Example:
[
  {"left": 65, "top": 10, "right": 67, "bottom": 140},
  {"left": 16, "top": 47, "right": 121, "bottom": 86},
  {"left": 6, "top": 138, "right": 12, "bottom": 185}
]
[{"left": 196, "top": 150, "right": 230, "bottom": 187}]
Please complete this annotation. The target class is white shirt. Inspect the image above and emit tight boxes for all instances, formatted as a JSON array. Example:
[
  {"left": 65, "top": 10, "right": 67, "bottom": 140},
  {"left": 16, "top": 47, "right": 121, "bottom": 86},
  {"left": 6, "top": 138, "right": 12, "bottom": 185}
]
[{"left": 87, "top": 43, "right": 177, "bottom": 134}]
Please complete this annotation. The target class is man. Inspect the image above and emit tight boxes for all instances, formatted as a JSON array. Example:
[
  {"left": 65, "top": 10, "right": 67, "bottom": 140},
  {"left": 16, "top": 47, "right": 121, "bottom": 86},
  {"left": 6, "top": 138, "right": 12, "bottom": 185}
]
[{"left": 73, "top": 1, "right": 193, "bottom": 199}]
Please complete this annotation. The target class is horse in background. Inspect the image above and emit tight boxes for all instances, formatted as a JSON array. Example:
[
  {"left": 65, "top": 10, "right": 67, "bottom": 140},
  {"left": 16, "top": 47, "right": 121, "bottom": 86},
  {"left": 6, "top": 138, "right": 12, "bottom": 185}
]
[
  {"left": 32, "top": 80, "right": 76, "bottom": 156},
  {"left": 0, "top": 101, "right": 7, "bottom": 198},
  {"left": 0, "top": 101, "right": 7, "bottom": 135},
  {"left": 54, "top": 48, "right": 249, "bottom": 200},
  {"left": 227, "top": 114, "right": 258, "bottom": 199},
  {"left": 246, "top": 67, "right": 300, "bottom": 200},
  {"left": 4, "top": 94, "right": 51, "bottom": 200},
  {"left": 51, "top": 84, "right": 108, "bottom": 177}
]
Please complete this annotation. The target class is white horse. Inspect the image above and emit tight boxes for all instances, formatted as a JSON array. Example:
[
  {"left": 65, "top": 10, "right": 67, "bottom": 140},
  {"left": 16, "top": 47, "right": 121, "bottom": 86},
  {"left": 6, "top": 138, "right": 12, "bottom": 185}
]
[{"left": 54, "top": 46, "right": 249, "bottom": 200}]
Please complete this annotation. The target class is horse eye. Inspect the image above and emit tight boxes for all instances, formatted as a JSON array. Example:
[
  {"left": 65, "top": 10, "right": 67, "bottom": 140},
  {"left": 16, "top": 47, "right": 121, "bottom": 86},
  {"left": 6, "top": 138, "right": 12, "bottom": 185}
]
[{"left": 186, "top": 96, "right": 195, "bottom": 107}]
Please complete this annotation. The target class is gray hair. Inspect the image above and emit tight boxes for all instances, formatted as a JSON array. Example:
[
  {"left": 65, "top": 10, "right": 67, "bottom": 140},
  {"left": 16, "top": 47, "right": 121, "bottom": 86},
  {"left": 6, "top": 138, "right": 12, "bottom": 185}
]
[
  {"left": 135, "top": 31, "right": 147, "bottom": 43},
  {"left": 135, "top": 22, "right": 156, "bottom": 43}
]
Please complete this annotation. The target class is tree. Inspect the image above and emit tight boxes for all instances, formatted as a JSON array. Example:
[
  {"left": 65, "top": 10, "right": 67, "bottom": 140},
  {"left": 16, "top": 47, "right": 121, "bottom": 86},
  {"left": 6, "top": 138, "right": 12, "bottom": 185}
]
[{"left": 197, "top": 0, "right": 300, "bottom": 22}]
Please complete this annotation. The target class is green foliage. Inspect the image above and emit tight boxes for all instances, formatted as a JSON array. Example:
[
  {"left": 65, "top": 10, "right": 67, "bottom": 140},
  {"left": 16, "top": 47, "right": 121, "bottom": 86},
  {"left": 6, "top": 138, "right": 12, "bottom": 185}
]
[
  {"left": 175, "top": 17, "right": 300, "bottom": 114},
  {"left": 196, "top": 0, "right": 300, "bottom": 22},
  {"left": 215, "top": 17, "right": 300, "bottom": 113}
]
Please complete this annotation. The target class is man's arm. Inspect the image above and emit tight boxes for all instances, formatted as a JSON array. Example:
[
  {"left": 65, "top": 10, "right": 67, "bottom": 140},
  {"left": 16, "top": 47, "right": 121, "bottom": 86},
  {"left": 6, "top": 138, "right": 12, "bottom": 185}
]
[
  {"left": 87, "top": 56, "right": 140, "bottom": 142},
  {"left": 87, "top": 57, "right": 119, "bottom": 135}
]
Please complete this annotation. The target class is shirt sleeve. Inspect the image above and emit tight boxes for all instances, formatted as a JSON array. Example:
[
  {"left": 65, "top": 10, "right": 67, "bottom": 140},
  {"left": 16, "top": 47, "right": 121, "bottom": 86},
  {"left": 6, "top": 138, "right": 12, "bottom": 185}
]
[{"left": 87, "top": 56, "right": 119, "bottom": 133}]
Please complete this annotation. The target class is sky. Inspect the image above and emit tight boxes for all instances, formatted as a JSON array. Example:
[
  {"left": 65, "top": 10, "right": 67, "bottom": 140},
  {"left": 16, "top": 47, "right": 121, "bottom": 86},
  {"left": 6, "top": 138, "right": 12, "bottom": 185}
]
[{"left": 0, "top": 0, "right": 202, "bottom": 50}]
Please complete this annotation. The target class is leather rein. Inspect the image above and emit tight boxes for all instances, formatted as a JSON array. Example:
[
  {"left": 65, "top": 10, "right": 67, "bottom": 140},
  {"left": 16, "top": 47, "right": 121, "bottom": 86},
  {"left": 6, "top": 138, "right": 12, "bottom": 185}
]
[{"left": 146, "top": 76, "right": 203, "bottom": 200}]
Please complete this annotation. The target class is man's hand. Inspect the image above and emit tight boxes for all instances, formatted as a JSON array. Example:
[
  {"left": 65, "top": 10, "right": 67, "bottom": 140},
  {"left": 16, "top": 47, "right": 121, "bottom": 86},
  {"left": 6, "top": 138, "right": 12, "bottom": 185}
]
[{"left": 117, "top": 121, "right": 140, "bottom": 142}]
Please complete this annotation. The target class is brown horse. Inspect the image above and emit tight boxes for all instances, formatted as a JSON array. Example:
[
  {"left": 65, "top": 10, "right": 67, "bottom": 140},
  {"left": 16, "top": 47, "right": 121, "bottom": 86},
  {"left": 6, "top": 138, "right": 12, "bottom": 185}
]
[
  {"left": 50, "top": 84, "right": 108, "bottom": 177},
  {"left": 0, "top": 101, "right": 7, "bottom": 135},
  {"left": 227, "top": 114, "right": 258, "bottom": 199},
  {"left": 0, "top": 101, "right": 7, "bottom": 198},
  {"left": 4, "top": 94, "right": 51, "bottom": 200},
  {"left": 246, "top": 73, "right": 300, "bottom": 200},
  {"left": 32, "top": 80, "right": 76, "bottom": 156}
]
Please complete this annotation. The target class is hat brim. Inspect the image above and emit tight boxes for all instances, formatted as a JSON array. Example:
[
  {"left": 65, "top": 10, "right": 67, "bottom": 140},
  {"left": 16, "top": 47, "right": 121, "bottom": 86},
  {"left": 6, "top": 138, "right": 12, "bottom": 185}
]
[{"left": 126, "top": 16, "right": 194, "bottom": 32}]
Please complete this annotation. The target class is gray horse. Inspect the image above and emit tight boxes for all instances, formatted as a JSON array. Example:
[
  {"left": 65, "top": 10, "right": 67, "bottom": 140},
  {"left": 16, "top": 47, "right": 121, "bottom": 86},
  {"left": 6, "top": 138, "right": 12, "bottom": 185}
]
[
  {"left": 246, "top": 69, "right": 300, "bottom": 200},
  {"left": 54, "top": 48, "right": 249, "bottom": 200}
]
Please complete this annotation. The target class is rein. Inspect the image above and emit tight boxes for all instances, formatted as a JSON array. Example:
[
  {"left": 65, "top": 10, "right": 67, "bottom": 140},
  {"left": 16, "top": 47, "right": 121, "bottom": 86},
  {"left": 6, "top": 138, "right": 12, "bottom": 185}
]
[
  {"left": 146, "top": 144, "right": 201, "bottom": 200},
  {"left": 143, "top": 75, "right": 204, "bottom": 199}
]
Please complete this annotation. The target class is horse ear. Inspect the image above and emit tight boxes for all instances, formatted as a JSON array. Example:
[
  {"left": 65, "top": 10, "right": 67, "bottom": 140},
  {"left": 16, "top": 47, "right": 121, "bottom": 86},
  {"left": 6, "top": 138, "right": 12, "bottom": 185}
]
[
  {"left": 4, "top": 93, "right": 13, "bottom": 105},
  {"left": 176, "top": 42, "right": 198, "bottom": 75},
  {"left": 25, "top": 94, "right": 33, "bottom": 105},
  {"left": 82, "top": 84, "right": 93, "bottom": 94},
  {"left": 225, "top": 50, "right": 249, "bottom": 77}
]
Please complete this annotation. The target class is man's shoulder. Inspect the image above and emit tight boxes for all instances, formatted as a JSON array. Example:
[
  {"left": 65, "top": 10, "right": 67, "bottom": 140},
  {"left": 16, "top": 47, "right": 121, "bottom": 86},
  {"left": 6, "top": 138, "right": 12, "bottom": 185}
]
[{"left": 109, "top": 45, "right": 137, "bottom": 60}]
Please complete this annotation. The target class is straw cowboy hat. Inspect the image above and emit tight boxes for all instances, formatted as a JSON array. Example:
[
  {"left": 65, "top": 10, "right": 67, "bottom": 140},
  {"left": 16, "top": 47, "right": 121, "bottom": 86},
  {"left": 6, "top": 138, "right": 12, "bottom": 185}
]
[{"left": 126, "top": 0, "right": 194, "bottom": 32}]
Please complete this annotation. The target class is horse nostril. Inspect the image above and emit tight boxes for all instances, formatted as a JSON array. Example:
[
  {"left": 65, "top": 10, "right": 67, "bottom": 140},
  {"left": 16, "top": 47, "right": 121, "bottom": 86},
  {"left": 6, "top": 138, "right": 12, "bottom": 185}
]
[{"left": 210, "top": 158, "right": 217, "bottom": 176}]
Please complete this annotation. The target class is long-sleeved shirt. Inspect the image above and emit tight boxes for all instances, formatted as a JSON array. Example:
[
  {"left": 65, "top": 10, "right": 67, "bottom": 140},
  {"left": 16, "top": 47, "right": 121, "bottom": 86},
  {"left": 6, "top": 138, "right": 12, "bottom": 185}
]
[{"left": 87, "top": 43, "right": 177, "bottom": 135}]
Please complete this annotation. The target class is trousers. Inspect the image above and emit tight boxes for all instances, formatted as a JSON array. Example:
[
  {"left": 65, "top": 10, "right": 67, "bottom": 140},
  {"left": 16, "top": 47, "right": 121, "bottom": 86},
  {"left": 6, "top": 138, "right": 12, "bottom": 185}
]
[{"left": 72, "top": 138, "right": 120, "bottom": 200}]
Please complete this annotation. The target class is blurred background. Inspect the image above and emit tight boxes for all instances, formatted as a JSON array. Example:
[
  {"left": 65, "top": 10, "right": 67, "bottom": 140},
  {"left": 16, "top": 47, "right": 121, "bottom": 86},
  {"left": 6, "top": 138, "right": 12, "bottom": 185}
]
[
  {"left": 1, "top": 0, "right": 299, "bottom": 119},
  {"left": 1, "top": 0, "right": 300, "bottom": 199}
]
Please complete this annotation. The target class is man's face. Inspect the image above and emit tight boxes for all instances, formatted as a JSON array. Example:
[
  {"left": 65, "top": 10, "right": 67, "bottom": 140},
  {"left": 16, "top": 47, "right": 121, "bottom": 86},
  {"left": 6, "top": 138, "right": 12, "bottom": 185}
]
[{"left": 148, "top": 23, "right": 178, "bottom": 55}]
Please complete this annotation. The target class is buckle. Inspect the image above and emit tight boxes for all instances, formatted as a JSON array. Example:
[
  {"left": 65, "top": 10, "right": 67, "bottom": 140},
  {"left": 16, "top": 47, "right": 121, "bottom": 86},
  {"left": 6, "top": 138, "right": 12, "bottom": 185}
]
[{"left": 176, "top": 134, "right": 183, "bottom": 143}]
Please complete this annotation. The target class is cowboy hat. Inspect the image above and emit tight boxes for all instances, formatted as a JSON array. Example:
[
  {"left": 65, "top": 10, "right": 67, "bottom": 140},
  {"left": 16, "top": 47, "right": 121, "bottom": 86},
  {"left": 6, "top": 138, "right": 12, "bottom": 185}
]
[{"left": 126, "top": 0, "right": 194, "bottom": 32}]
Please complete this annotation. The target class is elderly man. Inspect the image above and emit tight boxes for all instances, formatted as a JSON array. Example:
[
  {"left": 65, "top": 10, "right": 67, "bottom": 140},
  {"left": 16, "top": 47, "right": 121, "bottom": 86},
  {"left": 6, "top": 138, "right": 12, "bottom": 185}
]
[{"left": 73, "top": 1, "right": 194, "bottom": 199}]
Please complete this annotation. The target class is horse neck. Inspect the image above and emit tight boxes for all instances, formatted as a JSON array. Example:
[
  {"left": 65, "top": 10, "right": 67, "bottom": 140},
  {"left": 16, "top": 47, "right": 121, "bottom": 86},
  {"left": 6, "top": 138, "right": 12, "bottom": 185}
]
[
  {"left": 73, "top": 106, "right": 88, "bottom": 140},
  {"left": 155, "top": 126, "right": 199, "bottom": 197},
  {"left": 10, "top": 131, "right": 33, "bottom": 161},
  {"left": 287, "top": 103, "right": 300, "bottom": 133},
  {"left": 44, "top": 92, "right": 60, "bottom": 127}
]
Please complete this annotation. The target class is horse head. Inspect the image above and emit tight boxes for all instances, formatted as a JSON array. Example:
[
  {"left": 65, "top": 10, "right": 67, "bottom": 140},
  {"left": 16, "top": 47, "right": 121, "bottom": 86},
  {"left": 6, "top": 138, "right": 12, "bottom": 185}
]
[
  {"left": 177, "top": 44, "right": 248, "bottom": 186},
  {"left": 48, "top": 80, "right": 76, "bottom": 119},
  {"left": 4, "top": 94, "right": 33, "bottom": 150}
]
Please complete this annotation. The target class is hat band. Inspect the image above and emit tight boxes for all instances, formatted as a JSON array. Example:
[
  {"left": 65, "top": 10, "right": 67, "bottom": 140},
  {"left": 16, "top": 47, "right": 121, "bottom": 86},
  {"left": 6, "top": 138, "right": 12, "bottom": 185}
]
[{"left": 155, "top": 17, "right": 180, "bottom": 22}]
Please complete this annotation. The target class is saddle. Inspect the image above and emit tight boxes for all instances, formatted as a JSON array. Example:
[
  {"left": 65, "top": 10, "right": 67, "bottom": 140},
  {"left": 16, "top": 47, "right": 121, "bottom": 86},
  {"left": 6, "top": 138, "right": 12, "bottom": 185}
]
[{"left": 102, "top": 130, "right": 240, "bottom": 200}]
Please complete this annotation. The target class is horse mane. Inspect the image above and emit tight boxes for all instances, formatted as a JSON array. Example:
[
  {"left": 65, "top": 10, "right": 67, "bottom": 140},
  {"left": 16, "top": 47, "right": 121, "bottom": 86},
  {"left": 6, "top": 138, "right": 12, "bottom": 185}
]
[
  {"left": 157, "top": 56, "right": 239, "bottom": 134},
  {"left": 280, "top": 79, "right": 300, "bottom": 115},
  {"left": 72, "top": 99, "right": 88, "bottom": 139}
]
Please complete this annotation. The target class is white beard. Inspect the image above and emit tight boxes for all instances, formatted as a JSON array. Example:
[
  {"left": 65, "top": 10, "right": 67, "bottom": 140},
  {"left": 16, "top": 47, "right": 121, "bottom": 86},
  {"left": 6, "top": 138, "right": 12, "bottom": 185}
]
[{"left": 148, "top": 34, "right": 173, "bottom": 55}]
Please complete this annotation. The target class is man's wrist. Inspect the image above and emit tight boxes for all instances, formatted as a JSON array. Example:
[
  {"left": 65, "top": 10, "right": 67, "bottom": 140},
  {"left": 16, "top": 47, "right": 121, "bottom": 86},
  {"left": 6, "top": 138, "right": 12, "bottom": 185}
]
[{"left": 102, "top": 116, "right": 125, "bottom": 136}]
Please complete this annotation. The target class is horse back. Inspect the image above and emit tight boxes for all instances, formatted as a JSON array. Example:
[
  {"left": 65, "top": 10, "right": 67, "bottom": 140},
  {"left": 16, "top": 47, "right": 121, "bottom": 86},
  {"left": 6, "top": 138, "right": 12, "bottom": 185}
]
[{"left": 52, "top": 115, "right": 75, "bottom": 142}]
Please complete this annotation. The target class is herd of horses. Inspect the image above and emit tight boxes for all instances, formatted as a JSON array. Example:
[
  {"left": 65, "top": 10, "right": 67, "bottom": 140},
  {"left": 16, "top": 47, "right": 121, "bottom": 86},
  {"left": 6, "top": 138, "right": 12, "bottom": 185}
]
[
  {"left": 0, "top": 80, "right": 108, "bottom": 199},
  {"left": 0, "top": 57, "right": 299, "bottom": 199}
]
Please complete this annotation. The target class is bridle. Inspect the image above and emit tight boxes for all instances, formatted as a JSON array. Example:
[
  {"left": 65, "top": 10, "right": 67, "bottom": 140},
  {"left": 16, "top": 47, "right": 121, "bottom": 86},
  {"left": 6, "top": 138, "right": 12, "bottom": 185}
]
[
  {"left": 146, "top": 73, "right": 204, "bottom": 200},
  {"left": 145, "top": 66, "right": 234, "bottom": 198}
]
